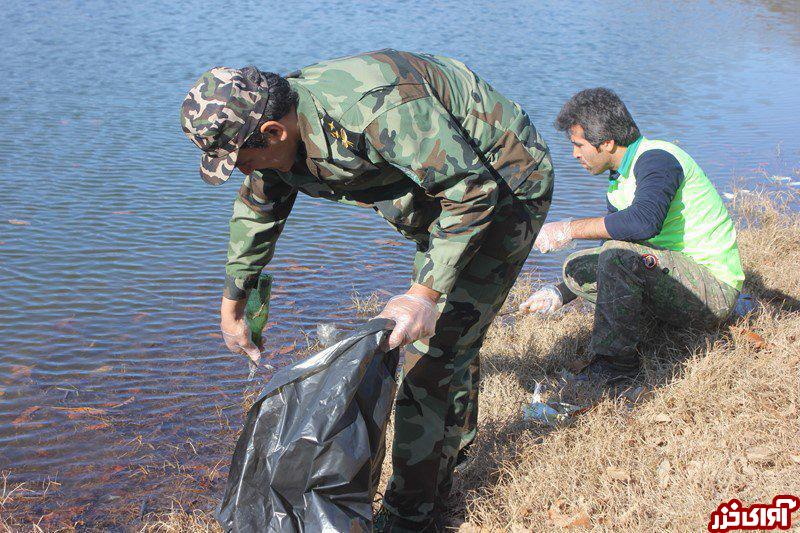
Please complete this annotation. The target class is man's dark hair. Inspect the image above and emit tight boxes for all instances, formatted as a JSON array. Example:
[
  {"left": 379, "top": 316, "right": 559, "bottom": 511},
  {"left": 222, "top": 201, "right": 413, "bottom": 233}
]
[
  {"left": 241, "top": 68, "right": 299, "bottom": 149},
  {"left": 554, "top": 88, "right": 640, "bottom": 147}
]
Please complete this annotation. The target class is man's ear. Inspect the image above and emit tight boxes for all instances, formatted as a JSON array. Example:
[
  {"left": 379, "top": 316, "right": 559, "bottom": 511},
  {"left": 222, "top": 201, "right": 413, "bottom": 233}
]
[
  {"left": 600, "top": 139, "right": 617, "bottom": 154},
  {"left": 260, "top": 121, "right": 288, "bottom": 142}
]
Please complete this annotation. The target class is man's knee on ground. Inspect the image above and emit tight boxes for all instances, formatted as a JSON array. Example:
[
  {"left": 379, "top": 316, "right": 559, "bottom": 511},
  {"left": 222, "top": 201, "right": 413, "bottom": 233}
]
[{"left": 598, "top": 240, "right": 643, "bottom": 275}]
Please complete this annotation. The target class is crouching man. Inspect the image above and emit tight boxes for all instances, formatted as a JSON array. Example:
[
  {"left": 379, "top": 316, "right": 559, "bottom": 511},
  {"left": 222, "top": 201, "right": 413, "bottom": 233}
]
[{"left": 520, "top": 88, "right": 744, "bottom": 380}]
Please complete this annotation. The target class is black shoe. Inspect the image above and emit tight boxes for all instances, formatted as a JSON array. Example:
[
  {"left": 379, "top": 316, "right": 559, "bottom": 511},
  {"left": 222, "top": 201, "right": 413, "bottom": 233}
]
[
  {"left": 373, "top": 506, "right": 443, "bottom": 533},
  {"left": 580, "top": 355, "right": 641, "bottom": 386}
]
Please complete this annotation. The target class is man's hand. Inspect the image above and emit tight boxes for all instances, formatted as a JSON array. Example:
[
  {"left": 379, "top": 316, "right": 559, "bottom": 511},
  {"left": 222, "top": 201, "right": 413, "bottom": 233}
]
[
  {"left": 519, "top": 285, "right": 564, "bottom": 314},
  {"left": 534, "top": 220, "right": 574, "bottom": 253},
  {"left": 220, "top": 296, "right": 261, "bottom": 363},
  {"left": 377, "top": 284, "right": 440, "bottom": 350}
]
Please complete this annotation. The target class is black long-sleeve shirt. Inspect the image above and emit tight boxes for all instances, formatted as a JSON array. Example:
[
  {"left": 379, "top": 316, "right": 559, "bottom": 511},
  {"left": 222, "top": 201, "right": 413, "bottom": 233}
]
[
  {"left": 604, "top": 149, "right": 684, "bottom": 240},
  {"left": 557, "top": 148, "right": 684, "bottom": 304}
]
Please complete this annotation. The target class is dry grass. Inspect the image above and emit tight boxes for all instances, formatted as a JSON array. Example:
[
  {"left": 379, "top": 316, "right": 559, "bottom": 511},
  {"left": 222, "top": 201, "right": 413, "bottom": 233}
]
[
  {"left": 3, "top": 187, "right": 798, "bottom": 531},
  {"left": 351, "top": 290, "right": 385, "bottom": 317},
  {"left": 1, "top": 472, "right": 62, "bottom": 532},
  {"left": 138, "top": 506, "right": 220, "bottom": 533},
  {"left": 445, "top": 186, "right": 800, "bottom": 531}
]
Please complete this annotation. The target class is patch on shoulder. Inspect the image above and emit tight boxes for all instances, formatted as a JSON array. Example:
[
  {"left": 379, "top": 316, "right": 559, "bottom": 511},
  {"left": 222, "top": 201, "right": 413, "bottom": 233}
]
[{"left": 322, "top": 112, "right": 367, "bottom": 158}]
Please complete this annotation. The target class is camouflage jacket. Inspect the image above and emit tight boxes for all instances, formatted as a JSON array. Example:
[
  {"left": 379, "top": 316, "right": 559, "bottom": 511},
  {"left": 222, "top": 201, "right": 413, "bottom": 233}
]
[{"left": 225, "top": 49, "right": 553, "bottom": 299}]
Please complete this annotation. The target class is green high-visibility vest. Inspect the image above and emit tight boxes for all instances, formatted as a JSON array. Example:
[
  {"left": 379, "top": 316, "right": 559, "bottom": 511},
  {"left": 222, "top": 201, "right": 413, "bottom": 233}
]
[{"left": 607, "top": 138, "right": 744, "bottom": 290}]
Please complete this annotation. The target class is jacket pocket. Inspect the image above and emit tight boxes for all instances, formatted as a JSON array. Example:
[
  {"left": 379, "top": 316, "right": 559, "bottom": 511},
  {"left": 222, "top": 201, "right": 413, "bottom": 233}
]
[{"left": 373, "top": 190, "right": 440, "bottom": 243}]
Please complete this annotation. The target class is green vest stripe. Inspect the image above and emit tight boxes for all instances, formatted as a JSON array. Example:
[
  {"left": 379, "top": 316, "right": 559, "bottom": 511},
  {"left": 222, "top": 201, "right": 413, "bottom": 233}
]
[{"left": 607, "top": 138, "right": 744, "bottom": 290}]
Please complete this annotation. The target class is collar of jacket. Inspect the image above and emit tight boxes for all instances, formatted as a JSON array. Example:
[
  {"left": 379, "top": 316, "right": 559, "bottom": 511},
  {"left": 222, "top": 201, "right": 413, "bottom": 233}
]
[
  {"left": 616, "top": 136, "right": 643, "bottom": 178},
  {"left": 289, "top": 80, "right": 330, "bottom": 163}
]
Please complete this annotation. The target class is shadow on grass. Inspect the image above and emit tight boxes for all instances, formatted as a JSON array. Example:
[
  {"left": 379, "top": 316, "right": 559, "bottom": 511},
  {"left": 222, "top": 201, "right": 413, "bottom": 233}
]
[
  {"left": 445, "top": 298, "right": 747, "bottom": 528},
  {"left": 745, "top": 269, "right": 800, "bottom": 312}
]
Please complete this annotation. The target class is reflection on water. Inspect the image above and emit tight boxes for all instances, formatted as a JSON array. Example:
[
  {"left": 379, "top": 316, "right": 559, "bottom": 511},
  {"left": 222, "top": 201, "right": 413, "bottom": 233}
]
[{"left": 1, "top": 0, "right": 799, "bottom": 525}]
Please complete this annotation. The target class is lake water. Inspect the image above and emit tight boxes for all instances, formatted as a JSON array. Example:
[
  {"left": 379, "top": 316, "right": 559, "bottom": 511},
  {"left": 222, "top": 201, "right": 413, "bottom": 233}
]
[{"left": 1, "top": 0, "right": 799, "bottom": 525}]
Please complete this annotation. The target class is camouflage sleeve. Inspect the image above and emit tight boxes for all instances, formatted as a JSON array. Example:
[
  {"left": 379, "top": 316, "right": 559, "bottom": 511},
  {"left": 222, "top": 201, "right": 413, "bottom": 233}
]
[
  {"left": 225, "top": 170, "right": 297, "bottom": 300},
  {"left": 365, "top": 98, "right": 499, "bottom": 294}
]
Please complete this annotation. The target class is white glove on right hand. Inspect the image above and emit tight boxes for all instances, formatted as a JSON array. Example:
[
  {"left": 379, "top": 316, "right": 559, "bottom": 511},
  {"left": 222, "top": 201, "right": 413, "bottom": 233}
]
[
  {"left": 377, "top": 294, "right": 438, "bottom": 350},
  {"left": 518, "top": 284, "right": 564, "bottom": 315},
  {"left": 221, "top": 321, "right": 262, "bottom": 363},
  {"left": 534, "top": 219, "right": 574, "bottom": 253}
]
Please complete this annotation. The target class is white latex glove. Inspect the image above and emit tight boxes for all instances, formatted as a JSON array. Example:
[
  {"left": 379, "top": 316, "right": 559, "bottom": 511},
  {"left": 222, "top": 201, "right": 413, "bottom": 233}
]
[
  {"left": 377, "top": 294, "right": 438, "bottom": 350},
  {"left": 534, "top": 219, "right": 574, "bottom": 253},
  {"left": 221, "top": 322, "right": 262, "bottom": 364},
  {"left": 519, "top": 284, "right": 564, "bottom": 314}
]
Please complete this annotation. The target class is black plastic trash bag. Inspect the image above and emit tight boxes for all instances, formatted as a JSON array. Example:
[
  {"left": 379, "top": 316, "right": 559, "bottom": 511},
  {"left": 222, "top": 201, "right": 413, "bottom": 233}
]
[{"left": 217, "top": 318, "right": 400, "bottom": 532}]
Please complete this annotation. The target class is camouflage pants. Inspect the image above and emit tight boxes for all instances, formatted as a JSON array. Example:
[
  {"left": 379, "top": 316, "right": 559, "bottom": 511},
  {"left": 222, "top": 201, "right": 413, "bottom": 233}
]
[
  {"left": 563, "top": 240, "right": 740, "bottom": 368},
  {"left": 382, "top": 190, "right": 548, "bottom": 528}
]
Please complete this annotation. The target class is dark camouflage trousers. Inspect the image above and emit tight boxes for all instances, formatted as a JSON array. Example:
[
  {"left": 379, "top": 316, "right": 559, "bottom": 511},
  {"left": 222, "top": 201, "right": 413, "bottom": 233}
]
[
  {"left": 382, "top": 189, "right": 548, "bottom": 529},
  {"left": 562, "top": 240, "right": 740, "bottom": 368}
]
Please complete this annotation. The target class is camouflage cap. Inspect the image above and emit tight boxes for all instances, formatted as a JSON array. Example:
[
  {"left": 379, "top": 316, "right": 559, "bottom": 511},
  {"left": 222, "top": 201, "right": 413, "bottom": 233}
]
[{"left": 181, "top": 67, "right": 270, "bottom": 185}]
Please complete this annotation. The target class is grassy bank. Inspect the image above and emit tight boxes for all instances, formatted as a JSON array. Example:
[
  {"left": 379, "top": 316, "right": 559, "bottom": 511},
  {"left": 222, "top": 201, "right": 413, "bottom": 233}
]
[
  {"left": 2, "top": 187, "right": 798, "bottom": 531},
  {"left": 449, "top": 186, "right": 800, "bottom": 530}
]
